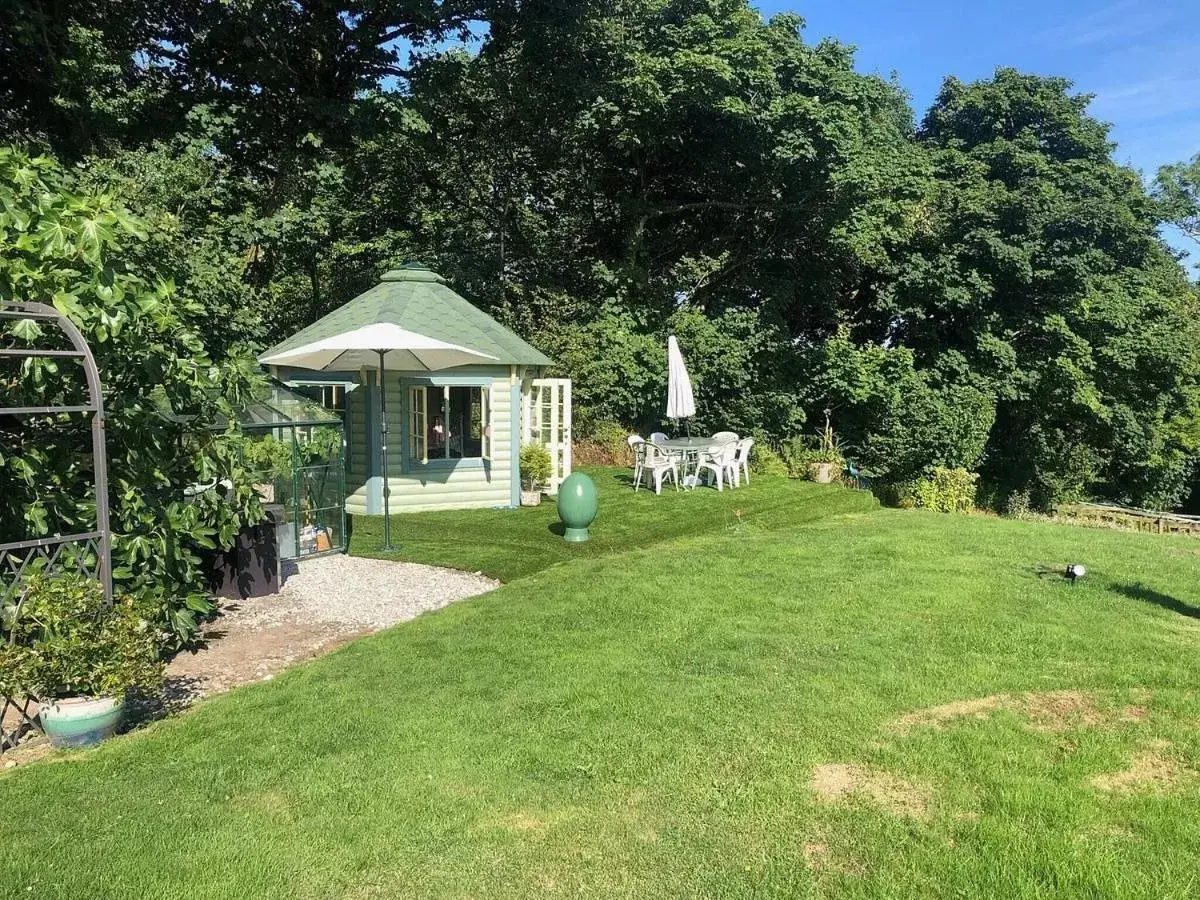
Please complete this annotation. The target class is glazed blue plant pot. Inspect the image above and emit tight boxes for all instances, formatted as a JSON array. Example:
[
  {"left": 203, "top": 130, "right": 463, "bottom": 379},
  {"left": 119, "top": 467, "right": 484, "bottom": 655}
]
[
  {"left": 39, "top": 696, "right": 124, "bottom": 748},
  {"left": 557, "top": 472, "right": 598, "bottom": 542}
]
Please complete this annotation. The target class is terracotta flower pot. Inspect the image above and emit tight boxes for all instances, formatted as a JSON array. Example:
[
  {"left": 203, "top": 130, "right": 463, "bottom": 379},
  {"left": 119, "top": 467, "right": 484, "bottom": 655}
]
[{"left": 39, "top": 696, "right": 124, "bottom": 748}]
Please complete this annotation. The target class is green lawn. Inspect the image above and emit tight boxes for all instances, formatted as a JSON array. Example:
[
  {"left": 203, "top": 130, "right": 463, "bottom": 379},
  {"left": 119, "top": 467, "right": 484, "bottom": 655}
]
[
  {"left": 348, "top": 467, "right": 877, "bottom": 581},
  {"left": 4, "top": 471, "right": 1200, "bottom": 898}
]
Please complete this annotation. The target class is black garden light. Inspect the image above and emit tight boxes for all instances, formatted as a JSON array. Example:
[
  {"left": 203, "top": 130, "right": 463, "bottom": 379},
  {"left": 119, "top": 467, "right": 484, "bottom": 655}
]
[{"left": 1064, "top": 563, "right": 1087, "bottom": 586}]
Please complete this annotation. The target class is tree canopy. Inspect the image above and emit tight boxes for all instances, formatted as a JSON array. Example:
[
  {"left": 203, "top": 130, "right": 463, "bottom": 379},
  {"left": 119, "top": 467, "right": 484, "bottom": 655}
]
[{"left": 3, "top": 0, "right": 1199, "bottom": 551}]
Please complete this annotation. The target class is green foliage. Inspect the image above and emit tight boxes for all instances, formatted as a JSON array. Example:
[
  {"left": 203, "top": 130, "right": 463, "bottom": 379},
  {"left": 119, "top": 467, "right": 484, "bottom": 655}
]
[
  {"left": 241, "top": 435, "right": 294, "bottom": 482},
  {"left": 779, "top": 415, "right": 845, "bottom": 478},
  {"left": 519, "top": 442, "right": 553, "bottom": 490},
  {"left": 807, "top": 329, "right": 996, "bottom": 484},
  {"left": 911, "top": 467, "right": 979, "bottom": 514},
  {"left": 0, "top": 574, "right": 163, "bottom": 699},
  {"left": 0, "top": 148, "right": 264, "bottom": 650},
  {"left": 4, "top": 1, "right": 1200, "bottom": 525},
  {"left": 748, "top": 442, "right": 788, "bottom": 477},
  {"left": 77, "top": 134, "right": 275, "bottom": 351},
  {"left": 576, "top": 420, "right": 634, "bottom": 467},
  {"left": 1155, "top": 153, "right": 1200, "bottom": 256},
  {"left": 879, "top": 466, "right": 978, "bottom": 513},
  {"left": 779, "top": 440, "right": 840, "bottom": 479},
  {"left": 885, "top": 70, "right": 1200, "bottom": 510}
]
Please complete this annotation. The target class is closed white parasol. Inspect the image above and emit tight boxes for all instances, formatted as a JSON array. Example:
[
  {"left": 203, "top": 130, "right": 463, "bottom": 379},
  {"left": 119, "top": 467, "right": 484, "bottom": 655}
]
[{"left": 666, "top": 335, "right": 696, "bottom": 429}]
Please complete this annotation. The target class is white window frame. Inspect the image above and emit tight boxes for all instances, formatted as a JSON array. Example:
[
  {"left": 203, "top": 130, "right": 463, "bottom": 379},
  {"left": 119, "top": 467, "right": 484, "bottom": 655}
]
[{"left": 407, "top": 383, "right": 493, "bottom": 467}]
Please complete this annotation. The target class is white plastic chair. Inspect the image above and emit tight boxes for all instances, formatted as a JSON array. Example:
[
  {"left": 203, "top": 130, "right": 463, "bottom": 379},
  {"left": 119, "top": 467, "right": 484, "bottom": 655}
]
[
  {"left": 711, "top": 431, "right": 738, "bottom": 446},
  {"left": 729, "top": 437, "right": 754, "bottom": 487},
  {"left": 698, "top": 441, "right": 738, "bottom": 491},
  {"left": 638, "top": 442, "right": 679, "bottom": 494},
  {"left": 627, "top": 434, "right": 646, "bottom": 487},
  {"left": 649, "top": 432, "right": 668, "bottom": 445}
]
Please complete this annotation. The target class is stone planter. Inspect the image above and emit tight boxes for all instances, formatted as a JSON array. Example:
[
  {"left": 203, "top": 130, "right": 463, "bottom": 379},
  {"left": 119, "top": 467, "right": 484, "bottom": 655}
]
[
  {"left": 808, "top": 461, "right": 838, "bottom": 484},
  {"left": 39, "top": 696, "right": 124, "bottom": 748},
  {"left": 520, "top": 488, "right": 542, "bottom": 507}
]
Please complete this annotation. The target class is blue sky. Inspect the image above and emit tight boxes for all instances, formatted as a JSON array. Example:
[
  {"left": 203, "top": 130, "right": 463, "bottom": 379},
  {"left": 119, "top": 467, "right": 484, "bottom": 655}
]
[{"left": 757, "top": 0, "right": 1200, "bottom": 268}]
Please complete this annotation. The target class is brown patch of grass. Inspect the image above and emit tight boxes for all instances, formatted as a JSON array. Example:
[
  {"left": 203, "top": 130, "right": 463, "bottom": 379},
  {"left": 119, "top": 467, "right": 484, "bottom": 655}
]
[
  {"left": 474, "top": 810, "right": 551, "bottom": 833},
  {"left": 891, "top": 696, "right": 1005, "bottom": 732},
  {"left": 802, "top": 838, "right": 865, "bottom": 876},
  {"left": 501, "top": 812, "right": 545, "bottom": 831},
  {"left": 803, "top": 841, "right": 831, "bottom": 870},
  {"left": 1092, "top": 741, "right": 1193, "bottom": 794},
  {"left": 1120, "top": 706, "right": 1149, "bottom": 722},
  {"left": 891, "top": 690, "right": 1115, "bottom": 734},
  {"left": 1075, "top": 824, "right": 1137, "bottom": 844},
  {"left": 809, "top": 763, "right": 930, "bottom": 819},
  {"left": 227, "top": 789, "right": 293, "bottom": 822},
  {"left": 1021, "top": 690, "right": 1104, "bottom": 731}
]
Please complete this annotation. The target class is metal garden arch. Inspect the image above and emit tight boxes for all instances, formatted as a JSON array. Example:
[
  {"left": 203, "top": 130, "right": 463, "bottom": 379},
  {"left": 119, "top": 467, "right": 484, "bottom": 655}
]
[{"left": 0, "top": 300, "right": 112, "bottom": 752}]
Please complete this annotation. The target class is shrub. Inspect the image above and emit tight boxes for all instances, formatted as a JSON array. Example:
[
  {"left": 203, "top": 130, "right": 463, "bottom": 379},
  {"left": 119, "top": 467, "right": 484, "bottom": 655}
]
[
  {"left": 781, "top": 437, "right": 844, "bottom": 479},
  {"left": 0, "top": 148, "right": 265, "bottom": 651},
  {"left": 912, "top": 467, "right": 978, "bottom": 513},
  {"left": 780, "top": 439, "right": 814, "bottom": 478},
  {"left": 519, "top": 443, "right": 553, "bottom": 490},
  {"left": 588, "top": 420, "right": 635, "bottom": 466},
  {"left": 749, "top": 442, "right": 788, "bottom": 477},
  {"left": 0, "top": 574, "right": 163, "bottom": 700},
  {"left": 574, "top": 420, "right": 639, "bottom": 467},
  {"left": 1004, "top": 489, "right": 1033, "bottom": 519},
  {"left": 873, "top": 481, "right": 918, "bottom": 509}
]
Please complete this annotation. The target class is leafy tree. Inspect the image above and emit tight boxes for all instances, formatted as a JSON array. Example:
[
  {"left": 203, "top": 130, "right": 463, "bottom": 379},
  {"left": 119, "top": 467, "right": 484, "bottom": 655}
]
[
  {"left": 1155, "top": 153, "right": 1200, "bottom": 253},
  {"left": 77, "top": 129, "right": 276, "bottom": 351},
  {"left": 807, "top": 329, "right": 994, "bottom": 482},
  {"left": 0, "top": 148, "right": 265, "bottom": 648},
  {"left": 327, "top": 0, "right": 925, "bottom": 438},
  {"left": 880, "top": 70, "right": 1200, "bottom": 508},
  {"left": 0, "top": 0, "right": 181, "bottom": 156}
]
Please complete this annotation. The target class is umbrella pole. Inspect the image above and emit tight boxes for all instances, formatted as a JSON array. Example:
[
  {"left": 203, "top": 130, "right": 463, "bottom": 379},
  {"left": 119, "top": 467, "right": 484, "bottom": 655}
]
[{"left": 378, "top": 350, "right": 395, "bottom": 551}]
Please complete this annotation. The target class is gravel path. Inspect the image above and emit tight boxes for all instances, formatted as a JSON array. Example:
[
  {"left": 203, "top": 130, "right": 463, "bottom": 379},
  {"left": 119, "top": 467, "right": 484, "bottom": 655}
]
[
  {"left": 239, "top": 554, "right": 500, "bottom": 630},
  {"left": 3, "top": 555, "right": 499, "bottom": 767}
]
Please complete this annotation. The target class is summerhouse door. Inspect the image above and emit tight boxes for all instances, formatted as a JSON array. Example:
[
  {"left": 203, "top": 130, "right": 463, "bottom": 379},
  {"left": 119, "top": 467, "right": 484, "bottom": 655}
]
[{"left": 524, "top": 378, "right": 572, "bottom": 495}]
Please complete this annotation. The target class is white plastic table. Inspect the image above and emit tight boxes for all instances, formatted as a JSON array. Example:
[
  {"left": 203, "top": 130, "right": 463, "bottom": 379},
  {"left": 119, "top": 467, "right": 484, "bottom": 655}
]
[{"left": 657, "top": 437, "right": 721, "bottom": 488}]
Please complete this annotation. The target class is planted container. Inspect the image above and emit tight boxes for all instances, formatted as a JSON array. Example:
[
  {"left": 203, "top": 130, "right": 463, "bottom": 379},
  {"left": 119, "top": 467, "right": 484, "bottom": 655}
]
[
  {"left": 39, "top": 697, "right": 124, "bottom": 748},
  {"left": 808, "top": 462, "right": 837, "bottom": 484},
  {"left": 520, "top": 443, "right": 553, "bottom": 508}
]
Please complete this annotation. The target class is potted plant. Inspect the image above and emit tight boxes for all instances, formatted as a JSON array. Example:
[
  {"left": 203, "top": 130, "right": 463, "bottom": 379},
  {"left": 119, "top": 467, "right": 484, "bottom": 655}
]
[
  {"left": 804, "top": 411, "right": 845, "bottom": 484},
  {"left": 0, "top": 574, "right": 163, "bottom": 749},
  {"left": 519, "top": 442, "right": 553, "bottom": 506}
]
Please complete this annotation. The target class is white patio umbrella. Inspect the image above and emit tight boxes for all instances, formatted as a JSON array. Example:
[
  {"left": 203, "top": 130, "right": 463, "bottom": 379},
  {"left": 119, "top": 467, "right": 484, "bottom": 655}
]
[
  {"left": 666, "top": 334, "right": 696, "bottom": 437},
  {"left": 260, "top": 323, "right": 497, "bottom": 550}
]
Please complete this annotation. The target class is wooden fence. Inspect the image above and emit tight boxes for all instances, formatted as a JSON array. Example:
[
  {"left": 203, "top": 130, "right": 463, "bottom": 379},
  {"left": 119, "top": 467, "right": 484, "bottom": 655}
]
[{"left": 1055, "top": 503, "right": 1200, "bottom": 537}]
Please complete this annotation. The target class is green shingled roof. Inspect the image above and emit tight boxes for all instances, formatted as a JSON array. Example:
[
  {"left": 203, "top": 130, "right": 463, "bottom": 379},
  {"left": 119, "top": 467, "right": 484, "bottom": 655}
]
[{"left": 260, "top": 265, "right": 553, "bottom": 368}]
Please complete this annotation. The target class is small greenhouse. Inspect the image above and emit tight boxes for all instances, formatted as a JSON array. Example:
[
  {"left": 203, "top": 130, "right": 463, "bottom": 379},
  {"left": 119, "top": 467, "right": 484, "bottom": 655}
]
[{"left": 231, "top": 382, "right": 347, "bottom": 560}]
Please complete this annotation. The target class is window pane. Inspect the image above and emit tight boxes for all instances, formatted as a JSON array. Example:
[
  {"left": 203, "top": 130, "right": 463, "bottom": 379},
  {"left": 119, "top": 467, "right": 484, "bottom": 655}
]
[
  {"left": 408, "top": 386, "right": 427, "bottom": 462},
  {"left": 446, "top": 386, "right": 484, "bottom": 458},
  {"left": 427, "top": 386, "right": 449, "bottom": 458},
  {"left": 481, "top": 388, "right": 491, "bottom": 460}
]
